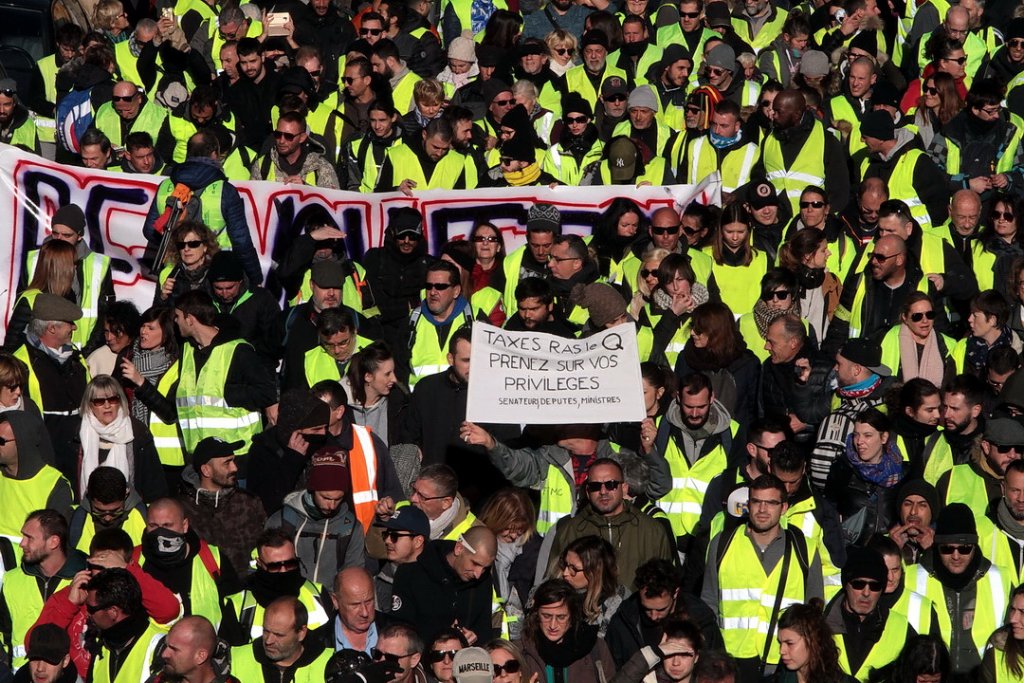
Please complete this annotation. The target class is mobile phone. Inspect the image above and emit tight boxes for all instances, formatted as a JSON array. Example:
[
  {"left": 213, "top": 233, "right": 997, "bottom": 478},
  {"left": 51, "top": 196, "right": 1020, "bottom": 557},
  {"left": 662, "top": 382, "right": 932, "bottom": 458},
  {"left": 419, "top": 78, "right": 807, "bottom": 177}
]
[{"left": 266, "top": 12, "right": 290, "bottom": 36}]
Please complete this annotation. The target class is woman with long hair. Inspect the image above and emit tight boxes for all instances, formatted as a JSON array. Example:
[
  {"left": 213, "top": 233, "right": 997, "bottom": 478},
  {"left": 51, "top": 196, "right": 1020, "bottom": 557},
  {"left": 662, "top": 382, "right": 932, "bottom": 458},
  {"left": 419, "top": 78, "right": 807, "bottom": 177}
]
[
  {"left": 826, "top": 408, "right": 907, "bottom": 546},
  {"left": 981, "top": 584, "right": 1024, "bottom": 682},
  {"left": 486, "top": 640, "right": 530, "bottom": 683},
  {"left": 778, "top": 228, "right": 842, "bottom": 343},
  {"left": 4, "top": 239, "right": 78, "bottom": 353},
  {"left": 520, "top": 579, "right": 614, "bottom": 683},
  {"left": 706, "top": 204, "right": 768, "bottom": 317},
  {"left": 442, "top": 239, "right": 505, "bottom": 326},
  {"left": 552, "top": 536, "right": 627, "bottom": 637},
  {"left": 155, "top": 220, "right": 220, "bottom": 306},
  {"left": 974, "top": 194, "right": 1024, "bottom": 299},
  {"left": 648, "top": 255, "right": 708, "bottom": 368},
  {"left": 592, "top": 199, "right": 646, "bottom": 283},
  {"left": 890, "top": 634, "right": 951, "bottom": 682},
  {"left": 78, "top": 375, "right": 166, "bottom": 502},
  {"left": 771, "top": 600, "right": 852, "bottom": 682},
  {"left": 607, "top": 362, "right": 675, "bottom": 454},
  {"left": 737, "top": 269, "right": 802, "bottom": 362},
  {"left": 480, "top": 489, "right": 541, "bottom": 642},
  {"left": 783, "top": 185, "right": 856, "bottom": 283},
  {"left": 674, "top": 302, "right": 759, "bottom": 426},
  {"left": 346, "top": 341, "right": 406, "bottom": 447},
  {"left": 469, "top": 222, "right": 507, "bottom": 297},
  {"left": 878, "top": 292, "right": 955, "bottom": 386},
  {"left": 913, "top": 72, "right": 962, "bottom": 149}
]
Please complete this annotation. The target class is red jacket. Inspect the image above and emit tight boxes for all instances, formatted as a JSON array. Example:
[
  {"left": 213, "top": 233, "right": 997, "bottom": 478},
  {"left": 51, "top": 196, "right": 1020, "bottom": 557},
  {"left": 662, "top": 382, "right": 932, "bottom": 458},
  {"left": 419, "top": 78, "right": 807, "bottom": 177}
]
[{"left": 901, "top": 64, "right": 968, "bottom": 113}]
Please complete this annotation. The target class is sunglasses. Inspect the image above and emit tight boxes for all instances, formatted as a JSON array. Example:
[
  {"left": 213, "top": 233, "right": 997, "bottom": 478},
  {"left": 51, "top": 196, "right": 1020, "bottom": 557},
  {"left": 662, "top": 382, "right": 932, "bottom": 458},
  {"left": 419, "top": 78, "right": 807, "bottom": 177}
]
[
  {"left": 493, "top": 661, "right": 522, "bottom": 676},
  {"left": 685, "top": 105, "right": 702, "bottom": 114},
  {"left": 427, "top": 649, "right": 458, "bottom": 664},
  {"left": 871, "top": 252, "right": 897, "bottom": 262},
  {"left": 679, "top": 10, "right": 700, "bottom": 17},
  {"left": 90, "top": 396, "right": 119, "bottom": 407},
  {"left": 85, "top": 603, "right": 110, "bottom": 615},
  {"left": 1011, "top": 39, "right": 1024, "bottom": 48},
  {"left": 372, "top": 649, "right": 404, "bottom": 664},
  {"left": 848, "top": 579, "right": 883, "bottom": 591},
  {"left": 565, "top": 115, "right": 590, "bottom": 124},
  {"left": 424, "top": 282, "right": 454, "bottom": 291},
  {"left": 111, "top": 93, "right": 138, "bottom": 102},
  {"left": 924, "top": 85, "right": 939, "bottom": 95},
  {"left": 939, "top": 544, "right": 975, "bottom": 555},
  {"left": 996, "top": 444, "right": 1024, "bottom": 453},
  {"left": 651, "top": 225, "right": 681, "bottom": 235},
  {"left": 640, "top": 268, "right": 658, "bottom": 278},
  {"left": 90, "top": 506, "right": 125, "bottom": 519},
  {"left": 493, "top": 98, "right": 516, "bottom": 107},
  {"left": 994, "top": 211, "right": 1016, "bottom": 221},
  {"left": 555, "top": 48, "right": 573, "bottom": 56},
  {"left": 307, "top": 69, "right": 322, "bottom": 78},
  {"left": 473, "top": 235, "right": 500, "bottom": 243},
  {"left": 759, "top": 99, "right": 772, "bottom": 108},
  {"left": 763, "top": 290, "right": 791, "bottom": 301},
  {"left": 382, "top": 530, "right": 415, "bottom": 542},
  {"left": 909, "top": 310, "right": 936, "bottom": 322},
  {"left": 585, "top": 479, "right": 621, "bottom": 492},
  {"left": 342, "top": 76, "right": 360, "bottom": 85},
  {"left": 263, "top": 558, "right": 301, "bottom": 571},
  {"left": 360, "top": 27, "right": 383, "bottom": 35},
  {"left": 176, "top": 240, "right": 203, "bottom": 250},
  {"left": 273, "top": 130, "right": 300, "bottom": 141},
  {"left": 706, "top": 66, "right": 727, "bottom": 76},
  {"left": 396, "top": 233, "right": 421, "bottom": 241},
  {"left": 605, "top": 94, "right": 627, "bottom": 102},
  {"left": 943, "top": 55, "right": 968, "bottom": 65},
  {"left": 800, "top": 200, "right": 826, "bottom": 209}
]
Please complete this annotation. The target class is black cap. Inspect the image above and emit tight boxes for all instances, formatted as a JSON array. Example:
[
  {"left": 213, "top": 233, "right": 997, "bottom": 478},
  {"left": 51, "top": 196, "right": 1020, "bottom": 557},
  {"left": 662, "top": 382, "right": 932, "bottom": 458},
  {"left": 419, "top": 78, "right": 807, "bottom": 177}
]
[
  {"left": 482, "top": 78, "right": 511, "bottom": 105},
  {"left": 842, "top": 547, "right": 888, "bottom": 585},
  {"left": 208, "top": 251, "right": 245, "bottom": 283},
  {"left": 581, "top": 30, "right": 609, "bottom": 51},
  {"left": 382, "top": 505, "right": 430, "bottom": 536},
  {"left": 661, "top": 44, "right": 692, "bottom": 70},
  {"left": 838, "top": 338, "right": 891, "bottom": 376},
  {"left": 191, "top": 436, "right": 243, "bottom": 470},
  {"left": 476, "top": 44, "right": 502, "bottom": 68},
  {"left": 26, "top": 624, "right": 70, "bottom": 665},
  {"left": 311, "top": 260, "right": 346, "bottom": 288},
  {"left": 934, "top": 502, "right": 978, "bottom": 544},
  {"left": 870, "top": 80, "right": 901, "bottom": 109},
  {"left": 389, "top": 207, "right": 423, "bottom": 237},
  {"left": 860, "top": 110, "right": 895, "bottom": 141},
  {"left": 52, "top": 205, "right": 86, "bottom": 236},
  {"left": 747, "top": 179, "right": 779, "bottom": 209},
  {"left": 502, "top": 134, "right": 535, "bottom": 163}
]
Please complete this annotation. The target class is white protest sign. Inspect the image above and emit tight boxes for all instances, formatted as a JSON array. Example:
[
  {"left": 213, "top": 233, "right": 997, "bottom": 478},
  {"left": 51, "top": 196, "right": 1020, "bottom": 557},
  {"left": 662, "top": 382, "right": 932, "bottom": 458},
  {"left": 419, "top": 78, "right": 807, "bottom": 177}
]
[{"left": 466, "top": 322, "right": 646, "bottom": 424}]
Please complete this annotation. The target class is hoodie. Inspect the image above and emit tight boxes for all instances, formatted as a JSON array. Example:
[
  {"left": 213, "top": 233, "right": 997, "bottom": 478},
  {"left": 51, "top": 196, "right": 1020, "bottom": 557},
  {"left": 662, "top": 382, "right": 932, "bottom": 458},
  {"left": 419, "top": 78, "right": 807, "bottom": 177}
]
[
  {"left": 0, "top": 411, "right": 74, "bottom": 536},
  {"left": 179, "top": 466, "right": 267, "bottom": 583},
  {"left": 266, "top": 490, "right": 365, "bottom": 586},
  {"left": 662, "top": 398, "right": 731, "bottom": 462},
  {"left": 141, "top": 157, "right": 263, "bottom": 286}
]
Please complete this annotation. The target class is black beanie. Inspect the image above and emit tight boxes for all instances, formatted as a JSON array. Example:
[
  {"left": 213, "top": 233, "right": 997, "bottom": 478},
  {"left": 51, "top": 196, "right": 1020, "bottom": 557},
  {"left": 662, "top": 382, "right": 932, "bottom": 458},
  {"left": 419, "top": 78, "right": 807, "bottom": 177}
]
[
  {"left": 934, "top": 502, "right": 978, "bottom": 544},
  {"left": 52, "top": 205, "right": 86, "bottom": 235},
  {"left": 842, "top": 546, "right": 888, "bottom": 585},
  {"left": 277, "top": 389, "right": 331, "bottom": 437},
  {"left": 207, "top": 251, "right": 245, "bottom": 283},
  {"left": 897, "top": 479, "right": 938, "bottom": 517}
]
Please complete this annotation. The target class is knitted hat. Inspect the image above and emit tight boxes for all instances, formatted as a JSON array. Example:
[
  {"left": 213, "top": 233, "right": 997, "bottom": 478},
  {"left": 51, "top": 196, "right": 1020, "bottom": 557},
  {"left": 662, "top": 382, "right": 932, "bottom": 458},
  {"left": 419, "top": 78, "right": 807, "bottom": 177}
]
[
  {"left": 704, "top": 1, "right": 731, "bottom": 27},
  {"left": 870, "top": 80, "right": 902, "bottom": 109},
  {"left": 475, "top": 44, "right": 502, "bottom": 68},
  {"left": 842, "top": 547, "right": 888, "bottom": 585},
  {"left": 1008, "top": 17, "right": 1024, "bottom": 40},
  {"left": 308, "top": 450, "right": 349, "bottom": 492},
  {"left": 277, "top": 388, "right": 331, "bottom": 435},
  {"left": 448, "top": 34, "right": 477, "bottom": 63},
  {"left": 581, "top": 30, "right": 609, "bottom": 51},
  {"left": 191, "top": 436, "right": 242, "bottom": 470},
  {"left": 661, "top": 44, "right": 692, "bottom": 70},
  {"left": 482, "top": 78, "right": 512, "bottom": 106},
  {"left": 607, "top": 137, "right": 638, "bottom": 183},
  {"left": 528, "top": 203, "right": 561, "bottom": 233},
  {"left": 52, "top": 205, "right": 86, "bottom": 235},
  {"left": 573, "top": 283, "right": 626, "bottom": 327},
  {"left": 897, "top": 479, "right": 938, "bottom": 517},
  {"left": 502, "top": 133, "right": 536, "bottom": 163},
  {"left": 934, "top": 502, "right": 978, "bottom": 544},
  {"left": 562, "top": 92, "right": 593, "bottom": 118},
  {"left": 500, "top": 104, "right": 531, "bottom": 133},
  {"left": 860, "top": 110, "right": 895, "bottom": 141},
  {"left": 26, "top": 624, "right": 70, "bottom": 665},
  {"left": 208, "top": 251, "right": 245, "bottom": 283},
  {"left": 32, "top": 293, "right": 82, "bottom": 322},
  {"left": 705, "top": 43, "right": 736, "bottom": 72},
  {"left": 627, "top": 84, "right": 659, "bottom": 112},
  {"left": 799, "top": 50, "right": 830, "bottom": 78}
]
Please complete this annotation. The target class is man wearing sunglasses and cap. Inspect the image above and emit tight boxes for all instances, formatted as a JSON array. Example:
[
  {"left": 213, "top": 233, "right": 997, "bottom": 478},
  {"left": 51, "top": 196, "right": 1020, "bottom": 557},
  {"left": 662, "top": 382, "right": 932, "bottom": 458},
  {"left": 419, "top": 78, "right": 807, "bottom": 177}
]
[
  {"left": 937, "top": 416, "right": 1024, "bottom": 517},
  {"left": 0, "top": 78, "right": 40, "bottom": 155}
]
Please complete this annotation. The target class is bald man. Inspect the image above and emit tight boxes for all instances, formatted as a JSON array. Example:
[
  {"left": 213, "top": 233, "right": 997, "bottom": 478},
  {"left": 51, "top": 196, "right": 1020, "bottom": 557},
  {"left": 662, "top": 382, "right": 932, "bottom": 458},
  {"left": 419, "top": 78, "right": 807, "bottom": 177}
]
[
  {"left": 157, "top": 616, "right": 221, "bottom": 683},
  {"left": 391, "top": 526, "right": 497, "bottom": 645},
  {"left": 331, "top": 567, "right": 382, "bottom": 654},
  {"left": 840, "top": 177, "right": 889, "bottom": 249},
  {"left": 938, "top": 190, "right": 982, "bottom": 262}
]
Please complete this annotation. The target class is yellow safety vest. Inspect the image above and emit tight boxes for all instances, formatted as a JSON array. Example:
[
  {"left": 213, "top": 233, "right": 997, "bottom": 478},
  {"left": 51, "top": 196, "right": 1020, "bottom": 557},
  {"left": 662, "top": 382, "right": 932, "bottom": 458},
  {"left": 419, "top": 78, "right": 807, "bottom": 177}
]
[
  {"left": 787, "top": 496, "right": 842, "bottom": 599},
  {"left": 1, "top": 567, "right": 73, "bottom": 668},
  {"left": 470, "top": 287, "right": 503, "bottom": 322},
  {"left": 230, "top": 642, "right": 333, "bottom": 683},
  {"left": 392, "top": 71, "right": 422, "bottom": 115},
  {"left": 685, "top": 135, "right": 759, "bottom": 193},
  {"left": 598, "top": 156, "right": 668, "bottom": 185},
  {"left": 13, "top": 343, "right": 91, "bottom": 414},
  {"left": 167, "top": 111, "right": 237, "bottom": 164},
  {"left": 150, "top": 362, "right": 185, "bottom": 466},
  {"left": 661, "top": 420, "right": 739, "bottom": 538},
  {"left": 226, "top": 581, "right": 331, "bottom": 642},
  {"left": 835, "top": 608, "right": 910, "bottom": 682},
  {"left": 537, "top": 463, "right": 576, "bottom": 535},
  {"left": 705, "top": 249, "right": 768, "bottom": 317},
  {"left": 890, "top": 585, "right": 935, "bottom": 635},
  {"left": 93, "top": 101, "right": 168, "bottom": 150},
  {"left": 981, "top": 525, "right": 1024, "bottom": 587},
  {"left": 730, "top": 9, "right": 788, "bottom": 52},
  {"left": 384, "top": 143, "right": 472, "bottom": 190},
  {"left": 944, "top": 121, "right": 1024, "bottom": 180},
  {"left": 845, "top": 273, "right": 929, "bottom": 338},
  {"left": 288, "top": 262, "right": 375, "bottom": 315},
  {"left": 302, "top": 335, "right": 374, "bottom": 386},
  {"left": 26, "top": 250, "right": 111, "bottom": 350},
  {"left": 862, "top": 149, "right": 936, "bottom": 231},
  {"left": 543, "top": 64, "right": 629, "bottom": 119},
  {"left": 763, "top": 120, "right": 827, "bottom": 216},
  {"left": 408, "top": 307, "right": 473, "bottom": 385},
  {"left": 74, "top": 507, "right": 149, "bottom": 554},
  {"left": 154, "top": 178, "right": 231, "bottom": 250},
  {"left": 942, "top": 463, "right": 997, "bottom": 519},
  {"left": 175, "top": 339, "right": 262, "bottom": 455},
  {"left": 0, "top": 466, "right": 67, "bottom": 539},
  {"left": 654, "top": 25, "right": 716, "bottom": 80},
  {"left": 828, "top": 94, "right": 868, "bottom": 156},
  {"left": 89, "top": 621, "right": 168, "bottom": 683},
  {"left": 878, "top": 325, "right": 955, "bottom": 390},
  {"left": 612, "top": 119, "right": 681, "bottom": 166},
  {"left": 542, "top": 139, "right": 604, "bottom": 186}
]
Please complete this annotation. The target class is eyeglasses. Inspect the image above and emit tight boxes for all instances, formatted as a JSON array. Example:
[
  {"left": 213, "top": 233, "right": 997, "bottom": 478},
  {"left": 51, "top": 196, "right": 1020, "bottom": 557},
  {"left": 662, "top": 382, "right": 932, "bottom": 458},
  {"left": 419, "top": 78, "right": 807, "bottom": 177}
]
[
  {"left": 923, "top": 85, "right": 939, "bottom": 95},
  {"left": 994, "top": 211, "right": 1016, "bottom": 221},
  {"left": 111, "top": 93, "right": 138, "bottom": 102},
  {"left": 473, "top": 235, "right": 500, "bottom": 243},
  {"left": 562, "top": 561, "right": 584, "bottom": 576},
  {"left": 424, "top": 282, "right": 454, "bottom": 291},
  {"left": 652, "top": 225, "right": 681, "bottom": 235},
  {"left": 640, "top": 269, "right": 658, "bottom": 278},
  {"left": 976, "top": 105, "right": 1002, "bottom": 116},
  {"left": 493, "top": 661, "right": 522, "bottom": 676},
  {"left": 759, "top": 99, "right": 772, "bottom": 108},
  {"left": 427, "top": 650, "right": 459, "bottom": 664},
  {"left": 90, "top": 396, "right": 119, "bottom": 407},
  {"left": 499, "top": 157, "right": 516, "bottom": 165},
  {"left": 939, "top": 544, "right": 975, "bottom": 555},
  {"left": 176, "top": 240, "right": 203, "bottom": 250},
  {"left": 493, "top": 98, "right": 516, "bottom": 107},
  {"left": 85, "top": 602, "right": 110, "bottom": 615},
  {"left": 360, "top": 27, "right": 383, "bottom": 35},
  {"left": 604, "top": 94, "right": 627, "bottom": 102},
  {"left": 763, "top": 290, "right": 791, "bottom": 301},
  {"left": 871, "top": 252, "right": 897, "bottom": 262},
  {"left": 372, "top": 649, "right": 405, "bottom": 664},
  {"left": 679, "top": 10, "right": 700, "bottom": 17},
  {"left": 555, "top": 48, "right": 573, "bottom": 56},
  {"left": 943, "top": 55, "right": 968, "bottom": 65},
  {"left": 564, "top": 115, "right": 590, "bottom": 124},
  {"left": 410, "top": 484, "right": 449, "bottom": 501},
  {"left": 909, "top": 310, "right": 936, "bottom": 322},
  {"left": 547, "top": 254, "right": 581, "bottom": 263},
  {"left": 749, "top": 497, "right": 783, "bottom": 508},
  {"left": 262, "top": 557, "right": 301, "bottom": 571},
  {"left": 848, "top": 578, "right": 884, "bottom": 591},
  {"left": 585, "top": 479, "right": 621, "bottom": 492},
  {"left": 306, "top": 69, "right": 322, "bottom": 78},
  {"left": 382, "top": 530, "right": 415, "bottom": 543},
  {"left": 706, "top": 66, "right": 727, "bottom": 76},
  {"left": 800, "top": 200, "right": 826, "bottom": 209},
  {"left": 273, "top": 130, "right": 300, "bottom": 141},
  {"left": 995, "top": 444, "right": 1024, "bottom": 453}
]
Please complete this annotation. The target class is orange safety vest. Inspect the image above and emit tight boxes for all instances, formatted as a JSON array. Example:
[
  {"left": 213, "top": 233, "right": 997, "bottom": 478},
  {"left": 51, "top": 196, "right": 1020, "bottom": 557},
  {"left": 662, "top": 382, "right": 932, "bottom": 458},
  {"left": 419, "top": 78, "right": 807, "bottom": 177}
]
[{"left": 349, "top": 424, "right": 379, "bottom": 531}]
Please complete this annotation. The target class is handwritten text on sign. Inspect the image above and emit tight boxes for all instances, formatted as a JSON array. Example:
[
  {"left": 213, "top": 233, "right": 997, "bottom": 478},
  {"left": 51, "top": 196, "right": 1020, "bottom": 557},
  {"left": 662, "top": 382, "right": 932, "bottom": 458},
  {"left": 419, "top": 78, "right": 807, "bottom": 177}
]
[{"left": 466, "top": 322, "right": 646, "bottom": 424}]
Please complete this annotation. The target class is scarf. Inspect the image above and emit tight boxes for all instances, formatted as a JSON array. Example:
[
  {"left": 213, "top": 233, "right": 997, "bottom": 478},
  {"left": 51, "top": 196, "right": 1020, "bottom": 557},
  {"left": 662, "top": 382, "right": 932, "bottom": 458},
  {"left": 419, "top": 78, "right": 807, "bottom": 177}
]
[
  {"left": 535, "top": 624, "right": 599, "bottom": 668},
  {"left": 504, "top": 162, "right": 542, "bottom": 186},
  {"left": 998, "top": 498, "right": 1024, "bottom": 540},
  {"left": 429, "top": 497, "right": 461, "bottom": 539},
  {"left": 470, "top": 0, "right": 494, "bottom": 33},
  {"left": 966, "top": 325, "right": 1014, "bottom": 374},
  {"left": 752, "top": 299, "right": 799, "bottom": 339},
  {"left": 79, "top": 409, "right": 134, "bottom": 498},
  {"left": 898, "top": 325, "right": 945, "bottom": 387},
  {"left": 837, "top": 373, "right": 882, "bottom": 400},
  {"left": 27, "top": 332, "right": 74, "bottom": 364},
  {"left": 0, "top": 397, "right": 23, "bottom": 412},
  {"left": 127, "top": 342, "right": 173, "bottom": 422},
  {"left": 844, "top": 434, "right": 903, "bottom": 488},
  {"left": 494, "top": 539, "right": 524, "bottom": 599}
]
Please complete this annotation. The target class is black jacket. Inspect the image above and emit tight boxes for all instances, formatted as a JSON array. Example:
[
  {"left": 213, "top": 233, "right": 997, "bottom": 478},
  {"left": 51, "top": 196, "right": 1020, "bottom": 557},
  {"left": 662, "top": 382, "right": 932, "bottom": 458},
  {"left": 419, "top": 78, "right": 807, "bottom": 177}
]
[
  {"left": 604, "top": 591, "right": 723, "bottom": 668},
  {"left": 825, "top": 454, "right": 903, "bottom": 547},
  {"left": 758, "top": 346, "right": 834, "bottom": 442},
  {"left": 212, "top": 281, "right": 282, "bottom": 371},
  {"left": 392, "top": 540, "right": 496, "bottom": 646}
]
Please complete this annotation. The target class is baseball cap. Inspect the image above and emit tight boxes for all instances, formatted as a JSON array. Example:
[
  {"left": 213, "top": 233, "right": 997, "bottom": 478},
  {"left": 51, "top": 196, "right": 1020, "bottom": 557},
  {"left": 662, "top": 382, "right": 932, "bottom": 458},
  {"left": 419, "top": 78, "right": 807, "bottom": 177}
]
[
  {"left": 191, "top": 437, "right": 242, "bottom": 470},
  {"left": 838, "top": 338, "right": 891, "bottom": 377},
  {"left": 26, "top": 624, "right": 70, "bottom": 665},
  {"left": 382, "top": 505, "right": 430, "bottom": 537},
  {"left": 607, "top": 137, "right": 637, "bottom": 183}
]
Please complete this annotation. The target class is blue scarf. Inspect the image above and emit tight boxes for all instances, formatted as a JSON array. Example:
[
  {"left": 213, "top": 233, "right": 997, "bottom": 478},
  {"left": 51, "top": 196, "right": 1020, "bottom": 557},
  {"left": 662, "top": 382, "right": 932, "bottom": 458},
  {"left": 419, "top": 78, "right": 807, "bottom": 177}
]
[{"left": 844, "top": 434, "right": 903, "bottom": 488}]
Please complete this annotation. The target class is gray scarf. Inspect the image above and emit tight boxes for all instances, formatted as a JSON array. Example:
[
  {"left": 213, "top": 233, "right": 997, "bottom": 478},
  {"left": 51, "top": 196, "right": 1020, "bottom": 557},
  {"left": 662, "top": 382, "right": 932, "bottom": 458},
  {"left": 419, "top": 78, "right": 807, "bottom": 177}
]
[
  {"left": 997, "top": 498, "right": 1024, "bottom": 540},
  {"left": 129, "top": 341, "right": 173, "bottom": 422}
]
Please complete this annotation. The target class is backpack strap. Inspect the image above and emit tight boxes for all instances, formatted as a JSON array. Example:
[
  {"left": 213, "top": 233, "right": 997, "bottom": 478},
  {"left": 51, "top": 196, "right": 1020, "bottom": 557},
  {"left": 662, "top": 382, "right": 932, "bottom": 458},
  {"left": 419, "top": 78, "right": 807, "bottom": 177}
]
[
  {"left": 197, "top": 541, "right": 221, "bottom": 582},
  {"left": 0, "top": 537, "right": 14, "bottom": 573},
  {"left": 758, "top": 531, "right": 794, "bottom": 678},
  {"left": 68, "top": 509, "right": 87, "bottom": 550},
  {"left": 259, "top": 153, "right": 274, "bottom": 181}
]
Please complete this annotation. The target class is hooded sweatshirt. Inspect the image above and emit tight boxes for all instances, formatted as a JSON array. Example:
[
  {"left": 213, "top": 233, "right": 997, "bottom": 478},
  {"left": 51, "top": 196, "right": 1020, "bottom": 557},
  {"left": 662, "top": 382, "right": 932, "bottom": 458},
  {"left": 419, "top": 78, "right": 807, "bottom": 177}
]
[
  {"left": 266, "top": 490, "right": 366, "bottom": 586},
  {"left": 0, "top": 411, "right": 74, "bottom": 537},
  {"left": 662, "top": 398, "right": 732, "bottom": 462}
]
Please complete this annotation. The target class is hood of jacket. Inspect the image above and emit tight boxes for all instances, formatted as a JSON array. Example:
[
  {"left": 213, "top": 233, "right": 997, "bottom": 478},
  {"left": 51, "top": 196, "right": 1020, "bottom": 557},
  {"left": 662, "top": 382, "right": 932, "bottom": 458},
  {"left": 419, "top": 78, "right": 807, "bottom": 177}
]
[
  {"left": 280, "top": 488, "right": 357, "bottom": 530},
  {"left": 664, "top": 397, "right": 731, "bottom": 437},
  {"left": 80, "top": 485, "right": 144, "bottom": 516},
  {"left": 3, "top": 410, "right": 56, "bottom": 479},
  {"left": 23, "top": 548, "right": 88, "bottom": 579},
  {"left": 181, "top": 464, "right": 239, "bottom": 509},
  {"left": 170, "top": 156, "right": 227, "bottom": 189},
  {"left": 874, "top": 126, "right": 918, "bottom": 163}
]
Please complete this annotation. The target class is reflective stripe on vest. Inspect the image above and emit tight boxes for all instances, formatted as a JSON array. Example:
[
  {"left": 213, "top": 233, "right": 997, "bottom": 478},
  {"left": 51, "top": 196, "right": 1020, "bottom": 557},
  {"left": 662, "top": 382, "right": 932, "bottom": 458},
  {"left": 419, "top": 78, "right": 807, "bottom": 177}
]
[
  {"left": 176, "top": 340, "right": 261, "bottom": 454},
  {"left": 835, "top": 608, "right": 909, "bottom": 681},
  {"left": 155, "top": 179, "right": 229, "bottom": 248},
  {"left": 227, "top": 581, "right": 331, "bottom": 642},
  {"left": 763, "top": 121, "right": 826, "bottom": 214},
  {"left": 688, "top": 136, "right": 759, "bottom": 193},
  {"left": 150, "top": 362, "right": 184, "bottom": 466},
  {"left": 3, "top": 567, "right": 73, "bottom": 667},
  {"left": 26, "top": 250, "right": 111, "bottom": 349},
  {"left": 385, "top": 143, "right": 468, "bottom": 190},
  {"left": 94, "top": 101, "right": 167, "bottom": 149},
  {"left": 408, "top": 309, "right": 472, "bottom": 385},
  {"left": 88, "top": 621, "right": 167, "bottom": 683},
  {"left": 661, "top": 420, "right": 738, "bottom": 538}
]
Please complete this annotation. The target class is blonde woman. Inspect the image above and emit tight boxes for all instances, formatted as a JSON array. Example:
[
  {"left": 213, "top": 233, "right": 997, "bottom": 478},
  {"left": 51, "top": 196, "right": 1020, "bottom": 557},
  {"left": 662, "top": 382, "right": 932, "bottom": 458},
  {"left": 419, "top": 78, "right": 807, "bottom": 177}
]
[
  {"left": 545, "top": 30, "right": 578, "bottom": 76},
  {"left": 5, "top": 240, "right": 77, "bottom": 353},
  {"left": 93, "top": 0, "right": 130, "bottom": 43},
  {"left": 480, "top": 489, "right": 540, "bottom": 641}
]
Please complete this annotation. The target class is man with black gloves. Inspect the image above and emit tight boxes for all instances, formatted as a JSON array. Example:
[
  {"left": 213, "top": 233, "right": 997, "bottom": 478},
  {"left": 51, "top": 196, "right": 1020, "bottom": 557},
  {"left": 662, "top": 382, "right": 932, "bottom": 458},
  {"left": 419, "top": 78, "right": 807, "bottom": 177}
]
[
  {"left": 207, "top": 252, "right": 282, "bottom": 372},
  {"left": 391, "top": 526, "right": 497, "bottom": 646}
]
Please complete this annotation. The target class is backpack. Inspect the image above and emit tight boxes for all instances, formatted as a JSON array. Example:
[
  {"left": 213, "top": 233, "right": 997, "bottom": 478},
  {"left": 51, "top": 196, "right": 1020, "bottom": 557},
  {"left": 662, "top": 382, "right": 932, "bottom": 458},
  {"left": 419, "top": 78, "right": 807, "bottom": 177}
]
[{"left": 56, "top": 87, "right": 94, "bottom": 154}]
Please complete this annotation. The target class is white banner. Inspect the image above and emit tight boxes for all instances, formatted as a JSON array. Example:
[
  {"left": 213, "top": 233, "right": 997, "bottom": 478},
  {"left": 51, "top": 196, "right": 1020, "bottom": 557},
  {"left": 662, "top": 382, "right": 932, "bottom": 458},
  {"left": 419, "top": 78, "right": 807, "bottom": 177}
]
[
  {"left": 466, "top": 322, "right": 646, "bottom": 424},
  {"left": 0, "top": 143, "right": 720, "bottom": 342}
]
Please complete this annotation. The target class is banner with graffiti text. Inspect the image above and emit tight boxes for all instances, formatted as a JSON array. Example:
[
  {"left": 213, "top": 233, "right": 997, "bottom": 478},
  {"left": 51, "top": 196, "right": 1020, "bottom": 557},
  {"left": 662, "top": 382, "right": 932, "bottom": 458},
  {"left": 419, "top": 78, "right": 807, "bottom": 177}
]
[{"left": 0, "top": 143, "right": 720, "bottom": 342}]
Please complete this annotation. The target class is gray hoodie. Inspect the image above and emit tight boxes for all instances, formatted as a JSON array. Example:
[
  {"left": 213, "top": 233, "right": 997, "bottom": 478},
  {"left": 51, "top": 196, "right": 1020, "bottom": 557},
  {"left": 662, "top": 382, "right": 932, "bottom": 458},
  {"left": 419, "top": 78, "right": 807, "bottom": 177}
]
[{"left": 266, "top": 489, "right": 366, "bottom": 585}]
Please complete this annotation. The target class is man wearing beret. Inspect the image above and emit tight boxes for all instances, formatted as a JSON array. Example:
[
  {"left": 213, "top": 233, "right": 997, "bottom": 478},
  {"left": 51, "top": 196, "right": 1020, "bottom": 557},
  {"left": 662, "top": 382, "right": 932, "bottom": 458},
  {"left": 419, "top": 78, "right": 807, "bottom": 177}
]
[
  {"left": 823, "top": 547, "right": 915, "bottom": 681},
  {"left": 937, "top": 416, "right": 1024, "bottom": 517}
]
